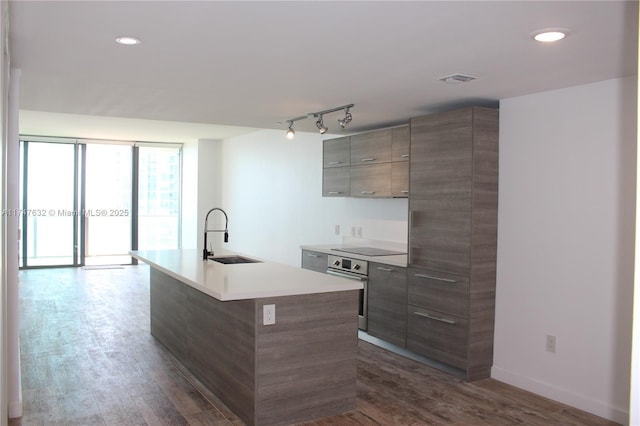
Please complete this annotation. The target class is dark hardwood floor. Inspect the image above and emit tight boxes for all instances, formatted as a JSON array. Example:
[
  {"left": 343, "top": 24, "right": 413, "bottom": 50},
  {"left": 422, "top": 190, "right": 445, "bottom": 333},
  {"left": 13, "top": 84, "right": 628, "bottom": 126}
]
[{"left": 11, "top": 265, "right": 618, "bottom": 426}]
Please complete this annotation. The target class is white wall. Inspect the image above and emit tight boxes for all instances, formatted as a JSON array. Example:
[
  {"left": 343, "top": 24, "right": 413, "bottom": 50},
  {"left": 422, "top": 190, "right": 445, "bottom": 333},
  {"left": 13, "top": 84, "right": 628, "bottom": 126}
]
[
  {"left": 493, "top": 77, "right": 637, "bottom": 424},
  {"left": 219, "top": 129, "right": 408, "bottom": 267}
]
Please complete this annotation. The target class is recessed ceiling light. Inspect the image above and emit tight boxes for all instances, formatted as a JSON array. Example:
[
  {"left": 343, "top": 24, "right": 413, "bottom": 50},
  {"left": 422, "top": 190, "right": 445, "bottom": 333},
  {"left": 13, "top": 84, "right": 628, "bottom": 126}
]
[
  {"left": 115, "top": 36, "right": 141, "bottom": 46},
  {"left": 531, "top": 29, "right": 569, "bottom": 43}
]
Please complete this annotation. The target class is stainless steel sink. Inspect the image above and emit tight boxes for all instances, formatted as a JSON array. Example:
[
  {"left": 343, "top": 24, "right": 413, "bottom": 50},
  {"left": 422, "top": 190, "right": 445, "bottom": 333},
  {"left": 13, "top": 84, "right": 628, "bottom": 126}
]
[{"left": 208, "top": 255, "right": 261, "bottom": 264}]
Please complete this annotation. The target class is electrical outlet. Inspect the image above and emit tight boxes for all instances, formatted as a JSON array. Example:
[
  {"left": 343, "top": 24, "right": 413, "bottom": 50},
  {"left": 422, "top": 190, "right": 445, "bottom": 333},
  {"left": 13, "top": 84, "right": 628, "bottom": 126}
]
[
  {"left": 356, "top": 227, "right": 363, "bottom": 238},
  {"left": 546, "top": 335, "right": 556, "bottom": 353},
  {"left": 334, "top": 224, "right": 340, "bottom": 235},
  {"left": 263, "top": 304, "right": 276, "bottom": 325},
  {"left": 351, "top": 226, "right": 356, "bottom": 237}
]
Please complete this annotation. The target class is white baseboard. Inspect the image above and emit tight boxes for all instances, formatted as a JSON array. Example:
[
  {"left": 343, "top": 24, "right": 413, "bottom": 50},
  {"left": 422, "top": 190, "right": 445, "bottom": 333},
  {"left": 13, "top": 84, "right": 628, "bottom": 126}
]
[
  {"left": 491, "top": 366, "right": 628, "bottom": 425},
  {"left": 8, "top": 399, "right": 22, "bottom": 419}
]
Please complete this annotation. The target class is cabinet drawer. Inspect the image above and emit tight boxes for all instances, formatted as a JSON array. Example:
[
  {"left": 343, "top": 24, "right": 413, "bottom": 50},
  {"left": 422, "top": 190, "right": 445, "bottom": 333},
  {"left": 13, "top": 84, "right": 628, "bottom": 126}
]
[
  {"left": 323, "top": 136, "right": 351, "bottom": 168},
  {"left": 351, "top": 129, "right": 392, "bottom": 165},
  {"left": 350, "top": 163, "right": 391, "bottom": 198},
  {"left": 407, "top": 305, "right": 468, "bottom": 370},
  {"left": 323, "top": 167, "right": 350, "bottom": 197},
  {"left": 407, "top": 268, "right": 469, "bottom": 317},
  {"left": 301, "top": 250, "right": 328, "bottom": 273}
]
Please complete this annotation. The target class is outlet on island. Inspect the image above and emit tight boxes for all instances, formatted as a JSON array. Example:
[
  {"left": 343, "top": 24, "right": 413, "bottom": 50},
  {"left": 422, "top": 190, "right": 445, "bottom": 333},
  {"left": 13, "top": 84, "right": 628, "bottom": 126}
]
[{"left": 263, "top": 304, "right": 276, "bottom": 325}]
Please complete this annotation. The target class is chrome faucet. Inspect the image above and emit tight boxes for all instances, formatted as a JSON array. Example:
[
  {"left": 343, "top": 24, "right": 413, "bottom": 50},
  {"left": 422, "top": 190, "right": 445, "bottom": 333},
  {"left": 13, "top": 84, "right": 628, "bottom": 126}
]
[{"left": 203, "top": 208, "right": 229, "bottom": 260}]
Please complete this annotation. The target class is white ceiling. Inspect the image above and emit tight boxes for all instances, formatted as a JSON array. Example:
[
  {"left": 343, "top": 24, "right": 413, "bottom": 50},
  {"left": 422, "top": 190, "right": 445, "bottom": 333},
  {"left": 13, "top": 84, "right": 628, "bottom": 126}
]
[{"left": 9, "top": 1, "right": 639, "bottom": 140}]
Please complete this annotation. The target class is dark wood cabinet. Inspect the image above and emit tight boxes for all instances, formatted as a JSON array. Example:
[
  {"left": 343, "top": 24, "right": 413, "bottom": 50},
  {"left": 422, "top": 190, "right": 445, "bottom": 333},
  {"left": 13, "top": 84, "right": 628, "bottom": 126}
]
[
  {"left": 350, "top": 163, "right": 392, "bottom": 198},
  {"left": 391, "top": 125, "right": 410, "bottom": 162},
  {"left": 322, "top": 167, "right": 350, "bottom": 197},
  {"left": 301, "top": 249, "right": 328, "bottom": 273},
  {"left": 367, "top": 263, "right": 407, "bottom": 347},
  {"left": 350, "top": 128, "right": 392, "bottom": 165},
  {"left": 323, "top": 136, "right": 350, "bottom": 168},
  {"left": 322, "top": 125, "right": 409, "bottom": 199},
  {"left": 408, "top": 106, "right": 498, "bottom": 381}
]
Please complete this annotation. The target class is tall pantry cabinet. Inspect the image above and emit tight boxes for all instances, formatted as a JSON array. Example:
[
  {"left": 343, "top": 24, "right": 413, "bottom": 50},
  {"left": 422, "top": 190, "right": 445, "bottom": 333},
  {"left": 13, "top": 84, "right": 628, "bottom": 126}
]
[{"left": 407, "top": 106, "right": 499, "bottom": 381}]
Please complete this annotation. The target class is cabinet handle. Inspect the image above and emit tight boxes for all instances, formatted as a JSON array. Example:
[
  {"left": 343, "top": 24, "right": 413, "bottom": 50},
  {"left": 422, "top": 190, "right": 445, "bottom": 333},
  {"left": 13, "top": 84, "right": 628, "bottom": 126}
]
[
  {"left": 361, "top": 191, "right": 376, "bottom": 195},
  {"left": 328, "top": 161, "right": 343, "bottom": 165},
  {"left": 401, "top": 190, "right": 409, "bottom": 194},
  {"left": 376, "top": 266, "right": 394, "bottom": 272},
  {"left": 401, "top": 154, "right": 409, "bottom": 158},
  {"left": 360, "top": 158, "right": 375, "bottom": 162},
  {"left": 327, "top": 191, "right": 343, "bottom": 195},
  {"left": 306, "top": 253, "right": 319, "bottom": 258},
  {"left": 413, "top": 311, "right": 457, "bottom": 325},
  {"left": 414, "top": 273, "right": 457, "bottom": 283},
  {"left": 408, "top": 211, "right": 413, "bottom": 264}
]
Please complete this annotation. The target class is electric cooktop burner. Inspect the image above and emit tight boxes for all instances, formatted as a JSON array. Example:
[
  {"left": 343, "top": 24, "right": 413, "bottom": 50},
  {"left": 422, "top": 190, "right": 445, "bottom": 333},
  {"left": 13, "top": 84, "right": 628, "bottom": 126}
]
[{"left": 331, "top": 247, "right": 407, "bottom": 257}]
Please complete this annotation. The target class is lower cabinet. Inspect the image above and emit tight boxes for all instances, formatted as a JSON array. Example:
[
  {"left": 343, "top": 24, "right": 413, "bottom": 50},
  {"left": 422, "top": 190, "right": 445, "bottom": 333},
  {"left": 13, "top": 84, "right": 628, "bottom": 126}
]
[
  {"left": 367, "top": 263, "right": 407, "bottom": 348},
  {"left": 301, "top": 249, "right": 328, "bottom": 273},
  {"left": 406, "top": 305, "right": 468, "bottom": 370}
]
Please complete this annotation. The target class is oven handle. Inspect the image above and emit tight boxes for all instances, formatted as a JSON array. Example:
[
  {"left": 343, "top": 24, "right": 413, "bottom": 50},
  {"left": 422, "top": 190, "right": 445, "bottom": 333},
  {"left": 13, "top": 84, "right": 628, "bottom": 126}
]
[{"left": 326, "top": 269, "right": 368, "bottom": 281}]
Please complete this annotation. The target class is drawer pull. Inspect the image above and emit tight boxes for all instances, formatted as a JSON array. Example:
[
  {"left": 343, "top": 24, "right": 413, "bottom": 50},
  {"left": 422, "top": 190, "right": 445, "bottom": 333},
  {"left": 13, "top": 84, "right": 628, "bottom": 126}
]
[
  {"left": 328, "top": 161, "right": 343, "bottom": 165},
  {"left": 361, "top": 191, "right": 376, "bottom": 195},
  {"left": 327, "top": 191, "right": 343, "bottom": 195},
  {"left": 401, "top": 154, "right": 409, "bottom": 158},
  {"left": 360, "top": 158, "right": 376, "bottom": 162},
  {"left": 414, "top": 273, "right": 457, "bottom": 283},
  {"left": 401, "top": 190, "right": 409, "bottom": 194},
  {"left": 306, "top": 253, "right": 320, "bottom": 258},
  {"left": 413, "top": 311, "right": 456, "bottom": 325},
  {"left": 376, "top": 266, "right": 394, "bottom": 272}
]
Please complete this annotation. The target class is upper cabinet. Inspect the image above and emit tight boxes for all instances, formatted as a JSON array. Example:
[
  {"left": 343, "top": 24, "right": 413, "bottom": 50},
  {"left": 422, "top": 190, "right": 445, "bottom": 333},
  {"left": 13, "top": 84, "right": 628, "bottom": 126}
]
[
  {"left": 391, "top": 126, "right": 410, "bottom": 162},
  {"left": 323, "top": 136, "right": 351, "bottom": 168},
  {"left": 322, "top": 125, "right": 409, "bottom": 199},
  {"left": 350, "top": 129, "right": 392, "bottom": 165}
]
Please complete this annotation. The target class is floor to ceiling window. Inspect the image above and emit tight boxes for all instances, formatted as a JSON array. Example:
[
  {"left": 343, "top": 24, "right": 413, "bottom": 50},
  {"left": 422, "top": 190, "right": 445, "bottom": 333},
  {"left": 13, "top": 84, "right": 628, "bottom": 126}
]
[{"left": 19, "top": 137, "right": 182, "bottom": 268}]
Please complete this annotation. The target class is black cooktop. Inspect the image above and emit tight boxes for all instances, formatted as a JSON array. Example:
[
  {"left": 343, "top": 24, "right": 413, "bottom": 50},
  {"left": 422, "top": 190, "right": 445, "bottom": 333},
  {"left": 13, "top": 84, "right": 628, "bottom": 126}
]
[{"left": 331, "top": 247, "right": 407, "bottom": 257}]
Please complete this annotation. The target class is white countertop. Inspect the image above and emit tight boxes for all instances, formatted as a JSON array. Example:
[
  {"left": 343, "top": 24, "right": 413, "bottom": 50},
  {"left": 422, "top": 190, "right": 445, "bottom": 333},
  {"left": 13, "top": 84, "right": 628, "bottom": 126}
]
[
  {"left": 131, "top": 249, "right": 363, "bottom": 301},
  {"left": 300, "top": 244, "right": 408, "bottom": 267}
]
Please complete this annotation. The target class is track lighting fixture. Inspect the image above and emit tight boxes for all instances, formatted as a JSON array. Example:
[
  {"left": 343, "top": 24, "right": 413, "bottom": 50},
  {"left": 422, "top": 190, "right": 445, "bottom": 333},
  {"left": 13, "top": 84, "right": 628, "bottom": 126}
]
[
  {"left": 316, "top": 115, "right": 328, "bottom": 134},
  {"left": 282, "top": 103, "right": 355, "bottom": 138},
  {"left": 338, "top": 107, "right": 352, "bottom": 128},
  {"left": 282, "top": 115, "right": 308, "bottom": 140}
]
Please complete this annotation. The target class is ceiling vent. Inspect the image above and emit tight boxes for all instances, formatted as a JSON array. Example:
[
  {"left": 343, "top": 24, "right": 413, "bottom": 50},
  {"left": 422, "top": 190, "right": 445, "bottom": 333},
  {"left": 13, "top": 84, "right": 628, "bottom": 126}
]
[{"left": 438, "top": 73, "right": 478, "bottom": 85}]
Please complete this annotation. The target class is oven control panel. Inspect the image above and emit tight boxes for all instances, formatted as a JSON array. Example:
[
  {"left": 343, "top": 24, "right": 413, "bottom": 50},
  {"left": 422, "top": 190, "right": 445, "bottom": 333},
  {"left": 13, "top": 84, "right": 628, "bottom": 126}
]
[{"left": 327, "top": 255, "right": 368, "bottom": 275}]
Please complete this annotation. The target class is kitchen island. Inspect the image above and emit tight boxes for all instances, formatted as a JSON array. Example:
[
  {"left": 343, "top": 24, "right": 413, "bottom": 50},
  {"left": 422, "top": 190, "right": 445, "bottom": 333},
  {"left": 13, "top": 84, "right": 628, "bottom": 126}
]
[{"left": 131, "top": 249, "right": 362, "bottom": 426}]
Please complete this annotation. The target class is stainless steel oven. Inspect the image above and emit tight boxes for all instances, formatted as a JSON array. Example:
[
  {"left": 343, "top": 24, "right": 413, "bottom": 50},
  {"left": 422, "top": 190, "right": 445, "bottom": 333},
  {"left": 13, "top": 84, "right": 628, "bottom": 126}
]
[{"left": 326, "top": 254, "right": 368, "bottom": 331}]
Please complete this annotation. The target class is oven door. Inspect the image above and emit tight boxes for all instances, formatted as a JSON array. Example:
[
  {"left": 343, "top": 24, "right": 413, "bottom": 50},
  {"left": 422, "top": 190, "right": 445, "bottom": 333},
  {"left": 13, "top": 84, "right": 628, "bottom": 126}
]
[{"left": 326, "top": 269, "right": 368, "bottom": 331}]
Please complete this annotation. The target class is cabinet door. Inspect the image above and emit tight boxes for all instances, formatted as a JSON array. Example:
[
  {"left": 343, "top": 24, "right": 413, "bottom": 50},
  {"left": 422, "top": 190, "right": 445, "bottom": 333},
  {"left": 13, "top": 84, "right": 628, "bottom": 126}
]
[
  {"left": 391, "top": 161, "right": 409, "bottom": 198},
  {"left": 323, "top": 136, "right": 350, "bottom": 168},
  {"left": 350, "top": 163, "right": 391, "bottom": 198},
  {"left": 409, "top": 108, "right": 473, "bottom": 273},
  {"left": 301, "top": 250, "right": 328, "bottom": 273},
  {"left": 407, "top": 268, "right": 469, "bottom": 318},
  {"left": 407, "top": 305, "right": 468, "bottom": 370},
  {"left": 391, "top": 125, "right": 410, "bottom": 162},
  {"left": 350, "top": 129, "right": 392, "bottom": 165},
  {"left": 323, "top": 167, "right": 350, "bottom": 197},
  {"left": 367, "top": 263, "right": 407, "bottom": 347}
]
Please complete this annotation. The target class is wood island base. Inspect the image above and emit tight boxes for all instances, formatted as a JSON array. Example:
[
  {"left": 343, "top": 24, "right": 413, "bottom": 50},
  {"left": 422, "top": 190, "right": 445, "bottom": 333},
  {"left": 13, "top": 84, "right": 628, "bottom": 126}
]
[{"left": 149, "top": 268, "right": 359, "bottom": 426}]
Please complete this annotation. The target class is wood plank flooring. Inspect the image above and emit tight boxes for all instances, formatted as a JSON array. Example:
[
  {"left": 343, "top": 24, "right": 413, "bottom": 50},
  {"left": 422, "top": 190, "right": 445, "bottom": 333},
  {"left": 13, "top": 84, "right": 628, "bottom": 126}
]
[{"left": 11, "top": 265, "right": 618, "bottom": 426}]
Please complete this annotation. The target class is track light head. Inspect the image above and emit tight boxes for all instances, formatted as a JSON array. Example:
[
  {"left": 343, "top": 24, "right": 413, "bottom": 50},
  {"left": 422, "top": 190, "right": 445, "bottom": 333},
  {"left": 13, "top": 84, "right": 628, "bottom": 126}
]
[
  {"left": 338, "top": 107, "right": 353, "bottom": 128},
  {"left": 316, "top": 115, "right": 328, "bottom": 134},
  {"left": 285, "top": 121, "right": 296, "bottom": 140}
]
